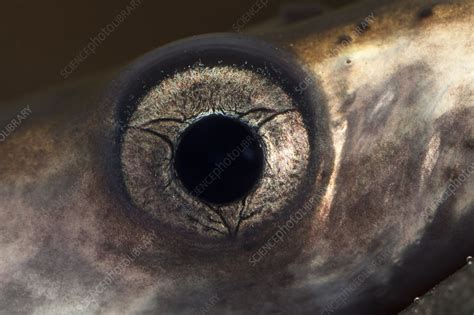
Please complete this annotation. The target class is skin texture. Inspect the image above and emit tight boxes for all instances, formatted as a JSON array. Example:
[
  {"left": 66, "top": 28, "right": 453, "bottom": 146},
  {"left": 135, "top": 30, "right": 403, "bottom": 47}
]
[{"left": 0, "top": 0, "right": 473, "bottom": 314}]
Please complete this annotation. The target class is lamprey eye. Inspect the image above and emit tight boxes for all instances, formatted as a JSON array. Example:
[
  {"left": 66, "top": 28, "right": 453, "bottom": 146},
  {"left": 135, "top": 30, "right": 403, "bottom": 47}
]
[{"left": 114, "top": 35, "right": 331, "bottom": 245}]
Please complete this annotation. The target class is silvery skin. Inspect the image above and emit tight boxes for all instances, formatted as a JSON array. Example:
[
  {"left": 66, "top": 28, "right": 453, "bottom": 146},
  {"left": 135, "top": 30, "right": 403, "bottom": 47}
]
[{"left": 0, "top": 1, "right": 473, "bottom": 314}]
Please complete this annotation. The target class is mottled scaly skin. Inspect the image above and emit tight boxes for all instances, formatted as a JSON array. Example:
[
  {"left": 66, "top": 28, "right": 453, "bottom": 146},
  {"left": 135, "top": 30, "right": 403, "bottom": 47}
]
[{"left": 0, "top": 0, "right": 473, "bottom": 314}]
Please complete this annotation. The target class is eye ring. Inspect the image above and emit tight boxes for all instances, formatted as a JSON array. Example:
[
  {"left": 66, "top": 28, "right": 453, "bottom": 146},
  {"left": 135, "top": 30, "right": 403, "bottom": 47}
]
[{"left": 103, "top": 33, "right": 333, "bottom": 248}]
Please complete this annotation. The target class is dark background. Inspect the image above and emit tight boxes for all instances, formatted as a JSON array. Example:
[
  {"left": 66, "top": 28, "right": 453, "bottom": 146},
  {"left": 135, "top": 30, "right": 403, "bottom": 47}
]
[{"left": 0, "top": 0, "right": 353, "bottom": 102}]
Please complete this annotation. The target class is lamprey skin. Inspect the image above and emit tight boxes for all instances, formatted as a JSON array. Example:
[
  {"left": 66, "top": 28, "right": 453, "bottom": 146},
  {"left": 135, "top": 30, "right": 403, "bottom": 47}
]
[{"left": 0, "top": 1, "right": 473, "bottom": 314}]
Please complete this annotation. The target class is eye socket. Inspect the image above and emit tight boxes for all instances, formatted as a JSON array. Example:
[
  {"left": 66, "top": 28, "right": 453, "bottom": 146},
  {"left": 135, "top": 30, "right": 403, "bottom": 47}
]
[
  {"left": 174, "top": 114, "right": 264, "bottom": 205},
  {"left": 112, "top": 35, "right": 331, "bottom": 245}
]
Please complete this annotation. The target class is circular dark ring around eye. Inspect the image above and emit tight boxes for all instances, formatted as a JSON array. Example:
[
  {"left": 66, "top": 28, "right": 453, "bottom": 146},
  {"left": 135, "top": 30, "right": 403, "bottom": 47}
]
[{"left": 104, "top": 34, "right": 332, "bottom": 247}]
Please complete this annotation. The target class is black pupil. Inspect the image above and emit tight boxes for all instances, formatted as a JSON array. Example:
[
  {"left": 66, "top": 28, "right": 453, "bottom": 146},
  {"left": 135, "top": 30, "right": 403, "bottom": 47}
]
[{"left": 174, "top": 115, "right": 264, "bottom": 204}]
